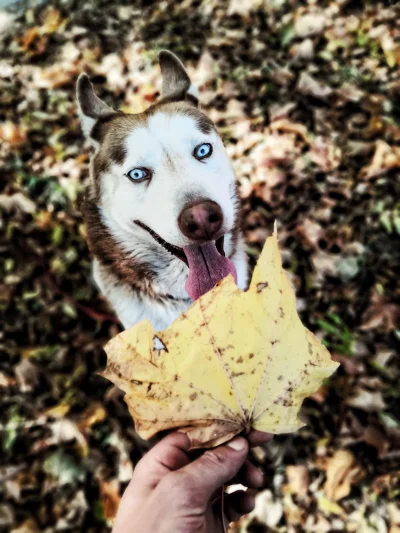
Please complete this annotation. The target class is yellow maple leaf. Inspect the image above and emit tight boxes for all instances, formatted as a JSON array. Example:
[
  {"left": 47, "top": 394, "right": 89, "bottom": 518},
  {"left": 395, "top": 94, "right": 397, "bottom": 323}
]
[{"left": 101, "top": 228, "right": 339, "bottom": 448}]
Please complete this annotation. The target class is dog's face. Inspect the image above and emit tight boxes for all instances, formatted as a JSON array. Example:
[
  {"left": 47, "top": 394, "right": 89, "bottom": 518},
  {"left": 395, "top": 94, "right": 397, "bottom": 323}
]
[{"left": 78, "top": 51, "right": 239, "bottom": 299}]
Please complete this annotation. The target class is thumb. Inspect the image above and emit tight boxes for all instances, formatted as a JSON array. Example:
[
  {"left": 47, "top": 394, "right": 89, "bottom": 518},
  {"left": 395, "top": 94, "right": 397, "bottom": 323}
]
[
  {"left": 178, "top": 437, "right": 248, "bottom": 505},
  {"left": 129, "top": 432, "right": 191, "bottom": 498}
]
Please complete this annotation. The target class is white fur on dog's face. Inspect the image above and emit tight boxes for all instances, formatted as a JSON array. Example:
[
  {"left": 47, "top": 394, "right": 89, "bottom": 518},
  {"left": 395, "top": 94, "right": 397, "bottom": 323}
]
[{"left": 99, "top": 111, "right": 236, "bottom": 247}]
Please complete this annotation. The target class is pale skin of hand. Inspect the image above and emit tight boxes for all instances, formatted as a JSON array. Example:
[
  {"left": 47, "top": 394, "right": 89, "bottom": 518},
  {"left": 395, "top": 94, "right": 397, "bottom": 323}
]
[{"left": 112, "top": 431, "right": 273, "bottom": 533}]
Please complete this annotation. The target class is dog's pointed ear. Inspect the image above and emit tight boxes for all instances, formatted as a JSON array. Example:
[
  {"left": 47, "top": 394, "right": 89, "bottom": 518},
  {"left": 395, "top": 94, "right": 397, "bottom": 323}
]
[
  {"left": 76, "top": 73, "right": 116, "bottom": 139},
  {"left": 159, "top": 50, "right": 199, "bottom": 105}
]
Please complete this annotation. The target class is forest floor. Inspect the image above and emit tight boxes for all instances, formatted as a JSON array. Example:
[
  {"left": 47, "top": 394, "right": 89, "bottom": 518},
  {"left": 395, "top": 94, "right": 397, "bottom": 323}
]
[{"left": 0, "top": 0, "right": 400, "bottom": 532}]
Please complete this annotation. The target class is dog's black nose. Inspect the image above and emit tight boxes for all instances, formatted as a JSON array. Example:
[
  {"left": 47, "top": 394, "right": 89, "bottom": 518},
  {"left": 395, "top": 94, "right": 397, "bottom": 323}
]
[{"left": 178, "top": 200, "right": 223, "bottom": 241}]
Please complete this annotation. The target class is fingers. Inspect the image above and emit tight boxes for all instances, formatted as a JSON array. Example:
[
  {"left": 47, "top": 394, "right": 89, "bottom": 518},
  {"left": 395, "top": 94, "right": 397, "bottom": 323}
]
[
  {"left": 214, "top": 490, "right": 255, "bottom": 524},
  {"left": 235, "top": 459, "right": 263, "bottom": 488},
  {"left": 247, "top": 430, "right": 274, "bottom": 447},
  {"left": 130, "top": 432, "right": 191, "bottom": 497},
  {"left": 174, "top": 437, "right": 249, "bottom": 508}
]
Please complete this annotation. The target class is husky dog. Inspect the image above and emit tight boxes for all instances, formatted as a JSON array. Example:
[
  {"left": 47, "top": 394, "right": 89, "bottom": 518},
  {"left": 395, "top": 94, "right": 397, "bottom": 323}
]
[{"left": 76, "top": 51, "right": 248, "bottom": 330}]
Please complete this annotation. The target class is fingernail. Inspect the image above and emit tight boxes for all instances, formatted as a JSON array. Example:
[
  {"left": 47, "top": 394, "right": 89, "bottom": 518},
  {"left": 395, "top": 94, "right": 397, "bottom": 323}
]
[{"left": 227, "top": 437, "right": 246, "bottom": 451}]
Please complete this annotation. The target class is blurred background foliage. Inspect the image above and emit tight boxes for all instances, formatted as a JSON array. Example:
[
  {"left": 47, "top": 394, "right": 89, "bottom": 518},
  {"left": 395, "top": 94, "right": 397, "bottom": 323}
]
[{"left": 0, "top": 0, "right": 399, "bottom": 531}]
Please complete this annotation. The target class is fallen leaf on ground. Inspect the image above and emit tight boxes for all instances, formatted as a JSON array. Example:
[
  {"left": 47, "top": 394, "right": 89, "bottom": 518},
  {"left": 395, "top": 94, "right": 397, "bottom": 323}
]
[
  {"left": 360, "top": 140, "right": 400, "bottom": 179},
  {"left": 297, "top": 72, "right": 333, "bottom": 100},
  {"left": 269, "top": 118, "right": 309, "bottom": 142},
  {"left": 296, "top": 218, "right": 324, "bottom": 249},
  {"left": 323, "top": 450, "right": 364, "bottom": 501},
  {"left": 0, "top": 122, "right": 27, "bottom": 147},
  {"left": 360, "top": 290, "right": 400, "bottom": 332},
  {"left": 295, "top": 13, "right": 327, "bottom": 38},
  {"left": 239, "top": 489, "right": 284, "bottom": 528},
  {"left": 284, "top": 465, "right": 309, "bottom": 498},
  {"left": 0, "top": 193, "right": 36, "bottom": 215},
  {"left": 309, "top": 137, "right": 342, "bottom": 171},
  {"left": 99, "top": 479, "right": 121, "bottom": 520},
  {"left": 346, "top": 388, "right": 386, "bottom": 413},
  {"left": 101, "top": 228, "right": 339, "bottom": 448}
]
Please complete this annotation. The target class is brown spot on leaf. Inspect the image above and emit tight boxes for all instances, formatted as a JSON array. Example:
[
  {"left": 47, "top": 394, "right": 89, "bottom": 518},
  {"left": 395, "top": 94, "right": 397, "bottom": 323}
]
[
  {"left": 279, "top": 307, "right": 285, "bottom": 318},
  {"left": 237, "top": 356, "right": 244, "bottom": 364},
  {"left": 249, "top": 353, "right": 254, "bottom": 359},
  {"left": 232, "top": 371, "right": 245, "bottom": 378},
  {"left": 190, "top": 392, "right": 197, "bottom": 401},
  {"left": 257, "top": 281, "right": 269, "bottom": 292}
]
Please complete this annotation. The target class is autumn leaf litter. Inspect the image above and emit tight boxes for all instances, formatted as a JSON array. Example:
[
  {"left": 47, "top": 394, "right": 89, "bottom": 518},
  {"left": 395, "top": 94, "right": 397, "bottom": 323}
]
[{"left": 1, "top": 0, "right": 400, "bottom": 532}]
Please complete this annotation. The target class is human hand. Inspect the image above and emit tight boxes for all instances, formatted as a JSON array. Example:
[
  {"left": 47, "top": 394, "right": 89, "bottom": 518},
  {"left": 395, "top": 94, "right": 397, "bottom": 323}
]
[{"left": 112, "top": 431, "right": 272, "bottom": 533}]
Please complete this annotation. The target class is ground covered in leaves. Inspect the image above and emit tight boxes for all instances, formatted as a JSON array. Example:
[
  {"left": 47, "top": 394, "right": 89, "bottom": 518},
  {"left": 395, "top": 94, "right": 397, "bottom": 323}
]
[{"left": 1, "top": 0, "right": 400, "bottom": 532}]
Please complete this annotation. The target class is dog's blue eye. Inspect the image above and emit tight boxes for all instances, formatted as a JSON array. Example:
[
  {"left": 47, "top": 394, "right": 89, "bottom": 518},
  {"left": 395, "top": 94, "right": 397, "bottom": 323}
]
[
  {"left": 194, "top": 143, "right": 212, "bottom": 161},
  {"left": 126, "top": 168, "right": 150, "bottom": 182}
]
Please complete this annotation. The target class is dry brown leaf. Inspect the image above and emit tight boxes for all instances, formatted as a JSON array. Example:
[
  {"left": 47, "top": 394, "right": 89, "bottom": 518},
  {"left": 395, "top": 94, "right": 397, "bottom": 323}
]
[
  {"left": 100, "top": 480, "right": 121, "bottom": 520},
  {"left": 192, "top": 50, "right": 217, "bottom": 87},
  {"left": 290, "top": 38, "right": 315, "bottom": 60},
  {"left": 20, "top": 27, "right": 47, "bottom": 55},
  {"left": 42, "top": 8, "right": 63, "bottom": 34},
  {"left": 227, "top": 0, "right": 263, "bottom": 16},
  {"left": 269, "top": 102, "right": 297, "bottom": 122},
  {"left": 77, "top": 403, "right": 107, "bottom": 432},
  {"left": 269, "top": 118, "right": 310, "bottom": 142},
  {"left": 360, "top": 140, "right": 400, "bottom": 179},
  {"left": 10, "top": 519, "right": 40, "bottom": 533},
  {"left": 33, "top": 64, "right": 80, "bottom": 89},
  {"left": 0, "top": 371, "right": 16, "bottom": 388},
  {"left": 372, "top": 471, "right": 400, "bottom": 495},
  {"left": 250, "top": 133, "right": 301, "bottom": 170},
  {"left": 388, "top": 503, "right": 400, "bottom": 527},
  {"left": 323, "top": 450, "right": 364, "bottom": 501},
  {"left": 381, "top": 31, "right": 400, "bottom": 68},
  {"left": 101, "top": 229, "right": 338, "bottom": 448},
  {"left": 239, "top": 489, "right": 283, "bottom": 529},
  {"left": 0, "top": 193, "right": 36, "bottom": 215},
  {"left": 0, "top": 122, "right": 27, "bottom": 147},
  {"left": 362, "top": 425, "right": 389, "bottom": 457},
  {"left": 346, "top": 389, "right": 386, "bottom": 413},
  {"left": 297, "top": 72, "right": 333, "bottom": 100},
  {"left": 309, "top": 137, "right": 342, "bottom": 171},
  {"left": 296, "top": 218, "right": 324, "bottom": 249},
  {"left": 285, "top": 465, "right": 309, "bottom": 498},
  {"left": 295, "top": 13, "right": 327, "bottom": 38},
  {"left": 253, "top": 169, "right": 287, "bottom": 203},
  {"left": 361, "top": 290, "right": 400, "bottom": 332}
]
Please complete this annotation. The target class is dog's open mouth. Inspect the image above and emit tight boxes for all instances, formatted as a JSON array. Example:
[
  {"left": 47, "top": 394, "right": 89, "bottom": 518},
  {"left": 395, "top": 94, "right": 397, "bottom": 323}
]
[{"left": 134, "top": 220, "right": 237, "bottom": 300}]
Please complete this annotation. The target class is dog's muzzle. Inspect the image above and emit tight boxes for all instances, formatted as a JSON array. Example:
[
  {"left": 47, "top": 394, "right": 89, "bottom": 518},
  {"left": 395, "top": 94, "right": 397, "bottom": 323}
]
[{"left": 135, "top": 199, "right": 237, "bottom": 301}]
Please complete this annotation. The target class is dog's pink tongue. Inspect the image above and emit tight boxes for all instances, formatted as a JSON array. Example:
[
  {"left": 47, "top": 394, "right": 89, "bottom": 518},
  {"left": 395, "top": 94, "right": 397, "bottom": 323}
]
[{"left": 183, "top": 242, "right": 237, "bottom": 300}]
